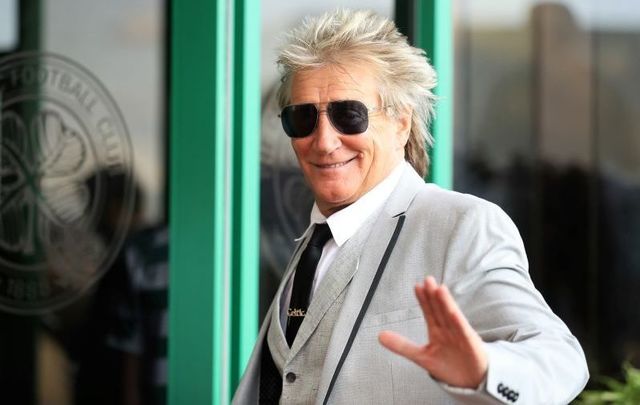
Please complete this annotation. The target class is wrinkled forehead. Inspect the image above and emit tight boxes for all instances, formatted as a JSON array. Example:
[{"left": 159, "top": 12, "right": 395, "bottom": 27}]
[{"left": 288, "top": 62, "right": 383, "bottom": 105}]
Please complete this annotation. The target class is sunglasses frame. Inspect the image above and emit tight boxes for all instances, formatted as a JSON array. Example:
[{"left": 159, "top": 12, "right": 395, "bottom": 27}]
[{"left": 279, "top": 99, "right": 388, "bottom": 138}]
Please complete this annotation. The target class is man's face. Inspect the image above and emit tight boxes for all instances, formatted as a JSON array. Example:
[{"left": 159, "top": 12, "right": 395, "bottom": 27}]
[{"left": 289, "top": 63, "right": 410, "bottom": 216}]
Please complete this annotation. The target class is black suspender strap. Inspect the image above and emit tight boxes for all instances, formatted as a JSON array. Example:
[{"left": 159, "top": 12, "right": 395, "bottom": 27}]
[{"left": 322, "top": 214, "right": 406, "bottom": 405}]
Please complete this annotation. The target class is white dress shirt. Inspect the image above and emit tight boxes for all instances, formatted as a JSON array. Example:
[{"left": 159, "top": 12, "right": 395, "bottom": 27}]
[{"left": 279, "top": 161, "right": 407, "bottom": 330}]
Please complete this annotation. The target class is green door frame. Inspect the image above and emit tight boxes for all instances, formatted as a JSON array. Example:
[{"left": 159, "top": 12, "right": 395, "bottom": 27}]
[
  {"left": 168, "top": 0, "right": 260, "bottom": 404},
  {"left": 168, "top": 0, "right": 226, "bottom": 403},
  {"left": 396, "top": 0, "right": 454, "bottom": 188},
  {"left": 418, "top": 0, "right": 453, "bottom": 189},
  {"left": 168, "top": 1, "right": 451, "bottom": 404}
]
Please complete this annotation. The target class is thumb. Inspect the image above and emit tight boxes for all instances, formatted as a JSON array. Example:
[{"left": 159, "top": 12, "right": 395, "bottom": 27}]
[{"left": 379, "top": 331, "right": 423, "bottom": 361}]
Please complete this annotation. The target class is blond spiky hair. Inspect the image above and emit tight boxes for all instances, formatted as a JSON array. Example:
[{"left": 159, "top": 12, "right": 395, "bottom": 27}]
[{"left": 276, "top": 8, "right": 438, "bottom": 177}]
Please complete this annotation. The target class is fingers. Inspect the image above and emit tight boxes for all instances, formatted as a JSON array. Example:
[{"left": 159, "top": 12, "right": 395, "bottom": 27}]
[
  {"left": 378, "top": 331, "right": 422, "bottom": 361},
  {"left": 435, "top": 283, "right": 475, "bottom": 338},
  {"left": 418, "top": 277, "right": 472, "bottom": 338},
  {"left": 415, "top": 276, "right": 449, "bottom": 330},
  {"left": 424, "top": 277, "right": 449, "bottom": 329},
  {"left": 415, "top": 281, "right": 438, "bottom": 331}
]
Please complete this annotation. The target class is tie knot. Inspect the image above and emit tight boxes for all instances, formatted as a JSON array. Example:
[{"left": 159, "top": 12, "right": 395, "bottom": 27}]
[{"left": 309, "top": 223, "right": 332, "bottom": 247}]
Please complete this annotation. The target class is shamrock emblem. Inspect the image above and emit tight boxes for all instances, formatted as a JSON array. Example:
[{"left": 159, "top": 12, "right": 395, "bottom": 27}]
[{"left": 1, "top": 109, "right": 91, "bottom": 264}]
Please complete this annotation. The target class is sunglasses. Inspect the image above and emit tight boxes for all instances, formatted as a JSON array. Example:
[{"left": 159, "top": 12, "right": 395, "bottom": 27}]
[{"left": 279, "top": 100, "right": 386, "bottom": 138}]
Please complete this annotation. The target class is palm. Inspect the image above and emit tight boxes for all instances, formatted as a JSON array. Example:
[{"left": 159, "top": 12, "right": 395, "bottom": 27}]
[{"left": 379, "top": 277, "right": 487, "bottom": 388}]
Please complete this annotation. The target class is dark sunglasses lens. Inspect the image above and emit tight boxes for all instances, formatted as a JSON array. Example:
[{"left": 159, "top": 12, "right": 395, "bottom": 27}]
[
  {"left": 328, "top": 100, "right": 369, "bottom": 135},
  {"left": 281, "top": 104, "right": 317, "bottom": 138}
]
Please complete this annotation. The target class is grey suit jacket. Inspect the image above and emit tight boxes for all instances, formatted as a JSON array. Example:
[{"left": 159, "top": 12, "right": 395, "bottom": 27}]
[{"left": 234, "top": 164, "right": 589, "bottom": 404}]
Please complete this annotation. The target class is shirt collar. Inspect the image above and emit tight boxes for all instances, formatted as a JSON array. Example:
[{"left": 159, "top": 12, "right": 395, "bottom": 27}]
[{"left": 296, "top": 160, "right": 407, "bottom": 246}]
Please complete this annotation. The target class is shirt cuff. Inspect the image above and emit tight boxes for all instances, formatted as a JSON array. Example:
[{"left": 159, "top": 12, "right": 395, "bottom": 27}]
[{"left": 440, "top": 374, "right": 487, "bottom": 395}]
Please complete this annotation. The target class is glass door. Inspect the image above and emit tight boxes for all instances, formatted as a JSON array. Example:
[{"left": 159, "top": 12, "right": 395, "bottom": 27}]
[{"left": 0, "top": 1, "right": 167, "bottom": 403}]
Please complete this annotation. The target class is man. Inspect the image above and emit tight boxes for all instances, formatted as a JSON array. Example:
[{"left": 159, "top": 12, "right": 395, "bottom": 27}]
[{"left": 234, "top": 9, "right": 588, "bottom": 404}]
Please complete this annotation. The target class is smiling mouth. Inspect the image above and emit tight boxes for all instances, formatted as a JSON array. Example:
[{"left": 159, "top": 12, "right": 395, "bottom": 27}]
[{"left": 314, "top": 156, "right": 357, "bottom": 169}]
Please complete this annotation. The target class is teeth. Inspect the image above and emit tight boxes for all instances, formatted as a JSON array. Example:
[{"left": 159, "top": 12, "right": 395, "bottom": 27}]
[{"left": 319, "top": 161, "right": 347, "bottom": 168}]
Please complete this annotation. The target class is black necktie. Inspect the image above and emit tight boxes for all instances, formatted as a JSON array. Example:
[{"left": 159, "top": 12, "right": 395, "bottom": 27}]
[{"left": 285, "top": 223, "right": 332, "bottom": 346}]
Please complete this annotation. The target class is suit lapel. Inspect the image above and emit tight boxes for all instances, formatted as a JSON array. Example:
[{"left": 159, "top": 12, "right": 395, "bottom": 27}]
[
  {"left": 232, "top": 299, "right": 274, "bottom": 404},
  {"left": 234, "top": 230, "right": 308, "bottom": 403},
  {"left": 316, "top": 165, "right": 425, "bottom": 403},
  {"left": 234, "top": 234, "right": 308, "bottom": 403}
]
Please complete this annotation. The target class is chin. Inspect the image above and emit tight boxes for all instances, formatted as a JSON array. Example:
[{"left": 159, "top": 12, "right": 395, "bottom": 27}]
[{"left": 316, "top": 192, "right": 358, "bottom": 213}]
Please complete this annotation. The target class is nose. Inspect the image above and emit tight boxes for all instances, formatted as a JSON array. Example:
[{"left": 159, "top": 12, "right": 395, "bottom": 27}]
[{"left": 313, "top": 110, "right": 341, "bottom": 153}]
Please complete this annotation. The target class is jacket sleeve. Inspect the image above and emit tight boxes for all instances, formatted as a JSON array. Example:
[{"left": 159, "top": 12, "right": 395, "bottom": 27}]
[{"left": 438, "top": 200, "right": 589, "bottom": 405}]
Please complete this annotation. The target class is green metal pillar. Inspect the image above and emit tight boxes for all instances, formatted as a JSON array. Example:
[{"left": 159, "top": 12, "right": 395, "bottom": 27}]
[
  {"left": 169, "top": 0, "right": 260, "bottom": 404},
  {"left": 396, "top": 0, "right": 454, "bottom": 188},
  {"left": 169, "top": 0, "right": 225, "bottom": 403},
  {"left": 229, "top": 0, "right": 261, "bottom": 398}
]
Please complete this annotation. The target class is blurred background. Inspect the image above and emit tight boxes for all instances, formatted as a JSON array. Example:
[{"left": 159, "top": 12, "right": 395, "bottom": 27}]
[{"left": 0, "top": 0, "right": 638, "bottom": 404}]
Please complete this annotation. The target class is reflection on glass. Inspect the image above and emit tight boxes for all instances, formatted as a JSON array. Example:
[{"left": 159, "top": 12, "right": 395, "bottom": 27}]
[{"left": 454, "top": 0, "right": 640, "bottom": 382}]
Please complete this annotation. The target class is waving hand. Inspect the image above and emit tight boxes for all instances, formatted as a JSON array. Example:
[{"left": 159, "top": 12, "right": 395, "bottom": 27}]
[{"left": 378, "top": 276, "right": 488, "bottom": 389}]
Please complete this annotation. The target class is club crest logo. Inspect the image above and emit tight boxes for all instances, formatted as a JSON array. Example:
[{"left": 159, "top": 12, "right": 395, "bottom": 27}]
[{"left": 0, "top": 52, "right": 134, "bottom": 314}]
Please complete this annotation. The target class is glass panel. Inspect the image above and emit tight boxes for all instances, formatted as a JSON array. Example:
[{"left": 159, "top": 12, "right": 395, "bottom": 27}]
[
  {"left": 592, "top": 0, "right": 640, "bottom": 373},
  {"left": 0, "top": 1, "right": 167, "bottom": 404},
  {"left": 453, "top": 0, "right": 640, "bottom": 379}
]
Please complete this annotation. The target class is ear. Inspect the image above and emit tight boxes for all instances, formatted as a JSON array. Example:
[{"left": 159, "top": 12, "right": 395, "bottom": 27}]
[{"left": 393, "top": 107, "right": 412, "bottom": 149}]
